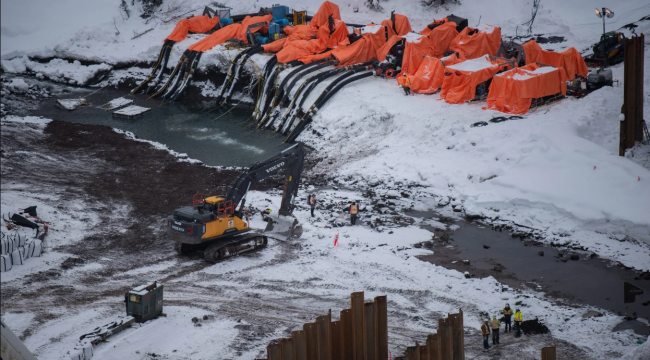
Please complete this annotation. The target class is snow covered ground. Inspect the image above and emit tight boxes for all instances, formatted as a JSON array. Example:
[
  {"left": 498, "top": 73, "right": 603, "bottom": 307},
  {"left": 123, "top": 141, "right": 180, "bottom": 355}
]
[{"left": 2, "top": 0, "right": 650, "bottom": 359}]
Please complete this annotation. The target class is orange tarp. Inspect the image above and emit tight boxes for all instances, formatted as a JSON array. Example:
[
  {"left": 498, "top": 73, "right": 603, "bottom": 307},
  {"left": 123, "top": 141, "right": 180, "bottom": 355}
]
[
  {"left": 187, "top": 15, "right": 273, "bottom": 52},
  {"left": 376, "top": 33, "right": 435, "bottom": 85},
  {"left": 381, "top": 13, "right": 412, "bottom": 38},
  {"left": 449, "top": 24, "right": 502, "bottom": 60},
  {"left": 440, "top": 55, "right": 512, "bottom": 104},
  {"left": 275, "top": 19, "right": 349, "bottom": 63},
  {"left": 407, "top": 54, "right": 461, "bottom": 94},
  {"left": 331, "top": 24, "right": 387, "bottom": 67},
  {"left": 166, "top": 15, "right": 220, "bottom": 42},
  {"left": 422, "top": 20, "right": 459, "bottom": 58},
  {"left": 310, "top": 1, "right": 342, "bottom": 28},
  {"left": 485, "top": 63, "right": 567, "bottom": 114},
  {"left": 262, "top": 24, "right": 318, "bottom": 53},
  {"left": 522, "top": 40, "right": 588, "bottom": 81}
]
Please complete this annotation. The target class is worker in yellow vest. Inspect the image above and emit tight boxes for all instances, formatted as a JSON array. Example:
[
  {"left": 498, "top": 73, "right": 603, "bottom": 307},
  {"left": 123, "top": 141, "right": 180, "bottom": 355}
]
[
  {"left": 490, "top": 315, "right": 501, "bottom": 345},
  {"left": 402, "top": 73, "right": 412, "bottom": 96},
  {"left": 514, "top": 309, "right": 523, "bottom": 337},
  {"left": 348, "top": 201, "right": 359, "bottom": 225}
]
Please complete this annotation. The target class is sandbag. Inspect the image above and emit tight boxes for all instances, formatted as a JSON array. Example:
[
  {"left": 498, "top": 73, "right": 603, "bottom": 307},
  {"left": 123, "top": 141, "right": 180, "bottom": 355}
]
[
  {"left": 28, "top": 239, "right": 43, "bottom": 257},
  {"left": 1, "top": 254, "right": 12, "bottom": 272},
  {"left": 11, "top": 248, "right": 24, "bottom": 265},
  {"left": 1, "top": 236, "right": 10, "bottom": 255},
  {"left": 13, "top": 230, "right": 27, "bottom": 247}
]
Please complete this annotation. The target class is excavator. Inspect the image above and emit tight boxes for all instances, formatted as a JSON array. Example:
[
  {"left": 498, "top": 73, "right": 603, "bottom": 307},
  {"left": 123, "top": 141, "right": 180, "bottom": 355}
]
[{"left": 167, "top": 143, "right": 304, "bottom": 262}]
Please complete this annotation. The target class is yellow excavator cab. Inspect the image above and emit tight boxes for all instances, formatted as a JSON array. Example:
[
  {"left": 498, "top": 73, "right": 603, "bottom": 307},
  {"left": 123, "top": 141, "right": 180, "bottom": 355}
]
[{"left": 203, "top": 196, "right": 224, "bottom": 205}]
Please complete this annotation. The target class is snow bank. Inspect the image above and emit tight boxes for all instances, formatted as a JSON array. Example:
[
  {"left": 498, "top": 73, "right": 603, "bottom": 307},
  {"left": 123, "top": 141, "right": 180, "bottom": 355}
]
[{"left": 1, "top": 56, "right": 111, "bottom": 86}]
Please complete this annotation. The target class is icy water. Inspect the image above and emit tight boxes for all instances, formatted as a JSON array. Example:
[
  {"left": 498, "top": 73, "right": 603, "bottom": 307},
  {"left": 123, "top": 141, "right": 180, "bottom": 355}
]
[
  {"left": 413, "top": 212, "right": 650, "bottom": 335},
  {"left": 32, "top": 87, "right": 291, "bottom": 167}
]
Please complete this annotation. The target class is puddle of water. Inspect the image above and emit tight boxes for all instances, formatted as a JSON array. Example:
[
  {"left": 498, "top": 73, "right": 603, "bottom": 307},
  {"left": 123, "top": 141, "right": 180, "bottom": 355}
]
[
  {"left": 31, "top": 87, "right": 291, "bottom": 167},
  {"left": 409, "top": 211, "right": 650, "bottom": 334}
]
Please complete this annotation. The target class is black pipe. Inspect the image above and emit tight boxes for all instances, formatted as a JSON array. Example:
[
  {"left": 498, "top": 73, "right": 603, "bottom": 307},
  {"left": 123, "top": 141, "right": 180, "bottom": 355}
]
[
  {"left": 132, "top": 39, "right": 176, "bottom": 94},
  {"left": 274, "top": 58, "right": 328, "bottom": 107},
  {"left": 169, "top": 52, "right": 202, "bottom": 101},
  {"left": 257, "top": 66, "right": 281, "bottom": 124},
  {"left": 285, "top": 71, "right": 373, "bottom": 143},
  {"left": 278, "top": 67, "right": 347, "bottom": 134},
  {"left": 279, "top": 60, "right": 336, "bottom": 107},
  {"left": 222, "top": 45, "right": 264, "bottom": 105},
  {"left": 214, "top": 46, "right": 255, "bottom": 104},
  {"left": 162, "top": 50, "right": 200, "bottom": 100},
  {"left": 253, "top": 56, "right": 278, "bottom": 118},
  {"left": 149, "top": 49, "right": 190, "bottom": 99}
]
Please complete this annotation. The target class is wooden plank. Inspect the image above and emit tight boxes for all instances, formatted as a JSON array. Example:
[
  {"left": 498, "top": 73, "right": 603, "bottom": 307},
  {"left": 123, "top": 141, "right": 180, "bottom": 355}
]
[
  {"left": 350, "top": 292, "right": 365, "bottom": 360},
  {"left": 340, "top": 309, "right": 354, "bottom": 360},
  {"left": 292, "top": 330, "right": 307, "bottom": 360},
  {"left": 373, "top": 296, "right": 388, "bottom": 360},
  {"left": 304, "top": 322, "right": 318, "bottom": 360},
  {"left": 364, "top": 302, "right": 376, "bottom": 360},
  {"left": 280, "top": 338, "right": 294, "bottom": 360}
]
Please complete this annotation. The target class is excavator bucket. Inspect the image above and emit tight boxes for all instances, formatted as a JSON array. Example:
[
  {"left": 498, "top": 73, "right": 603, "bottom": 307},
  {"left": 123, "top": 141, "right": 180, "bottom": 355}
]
[{"left": 263, "top": 215, "right": 303, "bottom": 241}]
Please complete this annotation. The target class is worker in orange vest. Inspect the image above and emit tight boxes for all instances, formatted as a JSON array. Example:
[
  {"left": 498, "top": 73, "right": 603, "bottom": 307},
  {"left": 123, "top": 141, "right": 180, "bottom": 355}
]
[
  {"left": 347, "top": 201, "right": 359, "bottom": 225},
  {"left": 402, "top": 73, "right": 412, "bottom": 96},
  {"left": 309, "top": 194, "right": 317, "bottom": 217}
]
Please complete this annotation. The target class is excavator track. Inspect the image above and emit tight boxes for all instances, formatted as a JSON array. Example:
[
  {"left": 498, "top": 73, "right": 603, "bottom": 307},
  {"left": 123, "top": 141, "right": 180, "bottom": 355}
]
[{"left": 202, "top": 233, "right": 268, "bottom": 263}]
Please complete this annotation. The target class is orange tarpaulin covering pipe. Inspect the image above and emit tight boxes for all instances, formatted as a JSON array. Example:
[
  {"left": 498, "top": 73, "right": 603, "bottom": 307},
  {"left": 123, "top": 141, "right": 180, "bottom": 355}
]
[
  {"left": 522, "top": 40, "right": 588, "bottom": 81},
  {"left": 381, "top": 13, "right": 412, "bottom": 38},
  {"left": 407, "top": 53, "right": 461, "bottom": 94},
  {"left": 485, "top": 63, "right": 567, "bottom": 114},
  {"left": 449, "top": 24, "right": 502, "bottom": 60},
  {"left": 331, "top": 24, "right": 388, "bottom": 67},
  {"left": 440, "top": 54, "right": 512, "bottom": 104},
  {"left": 165, "top": 15, "right": 221, "bottom": 42},
  {"left": 276, "top": 18, "right": 349, "bottom": 63},
  {"left": 187, "top": 14, "right": 272, "bottom": 52}
]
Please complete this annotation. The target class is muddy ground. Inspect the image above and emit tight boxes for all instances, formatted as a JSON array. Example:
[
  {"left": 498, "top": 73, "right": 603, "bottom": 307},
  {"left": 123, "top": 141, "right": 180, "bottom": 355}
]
[{"left": 0, "top": 74, "right": 605, "bottom": 359}]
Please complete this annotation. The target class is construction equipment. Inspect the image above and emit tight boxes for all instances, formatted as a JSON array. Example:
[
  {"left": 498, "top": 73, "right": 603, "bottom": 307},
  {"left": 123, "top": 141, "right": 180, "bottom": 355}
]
[
  {"left": 585, "top": 31, "right": 626, "bottom": 66},
  {"left": 125, "top": 281, "right": 164, "bottom": 323},
  {"left": 168, "top": 144, "right": 305, "bottom": 262}
]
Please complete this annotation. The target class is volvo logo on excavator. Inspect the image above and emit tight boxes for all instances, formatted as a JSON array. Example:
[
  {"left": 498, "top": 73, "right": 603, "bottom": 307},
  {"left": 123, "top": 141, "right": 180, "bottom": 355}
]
[{"left": 265, "top": 162, "right": 285, "bottom": 173}]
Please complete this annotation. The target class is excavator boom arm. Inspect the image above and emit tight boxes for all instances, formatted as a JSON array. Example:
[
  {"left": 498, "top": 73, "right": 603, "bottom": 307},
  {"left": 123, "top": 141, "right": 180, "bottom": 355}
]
[{"left": 226, "top": 143, "right": 305, "bottom": 215}]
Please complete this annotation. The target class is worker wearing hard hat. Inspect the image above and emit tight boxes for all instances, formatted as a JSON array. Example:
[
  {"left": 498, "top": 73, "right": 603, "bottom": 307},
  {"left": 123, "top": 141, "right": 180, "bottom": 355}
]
[
  {"left": 490, "top": 315, "right": 501, "bottom": 345},
  {"left": 481, "top": 319, "right": 491, "bottom": 349},
  {"left": 402, "top": 73, "right": 411, "bottom": 96}
]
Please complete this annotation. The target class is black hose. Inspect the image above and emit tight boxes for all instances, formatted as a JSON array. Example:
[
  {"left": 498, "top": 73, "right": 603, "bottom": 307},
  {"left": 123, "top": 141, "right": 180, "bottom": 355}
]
[
  {"left": 274, "top": 58, "right": 328, "bottom": 107},
  {"left": 161, "top": 51, "right": 194, "bottom": 100},
  {"left": 257, "top": 66, "right": 281, "bottom": 123},
  {"left": 214, "top": 46, "right": 255, "bottom": 104},
  {"left": 222, "top": 45, "right": 264, "bottom": 105},
  {"left": 278, "top": 67, "right": 347, "bottom": 134},
  {"left": 279, "top": 60, "right": 336, "bottom": 107},
  {"left": 169, "top": 52, "right": 202, "bottom": 102},
  {"left": 285, "top": 71, "right": 373, "bottom": 143},
  {"left": 132, "top": 39, "right": 176, "bottom": 94},
  {"left": 149, "top": 49, "right": 190, "bottom": 99}
]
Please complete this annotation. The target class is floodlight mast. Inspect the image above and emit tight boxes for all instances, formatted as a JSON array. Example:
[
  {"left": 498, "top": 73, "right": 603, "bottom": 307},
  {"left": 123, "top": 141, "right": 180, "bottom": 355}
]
[{"left": 595, "top": 7, "right": 615, "bottom": 69}]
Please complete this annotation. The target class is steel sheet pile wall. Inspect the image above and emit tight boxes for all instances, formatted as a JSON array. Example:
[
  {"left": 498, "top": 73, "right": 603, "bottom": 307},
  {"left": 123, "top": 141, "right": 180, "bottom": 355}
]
[
  {"left": 396, "top": 310, "right": 464, "bottom": 360},
  {"left": 255, "top": 292, "right": 464, "bottom": 360},
  {"left": 255, "top": 291, "right": 388, "bottom": 360}
]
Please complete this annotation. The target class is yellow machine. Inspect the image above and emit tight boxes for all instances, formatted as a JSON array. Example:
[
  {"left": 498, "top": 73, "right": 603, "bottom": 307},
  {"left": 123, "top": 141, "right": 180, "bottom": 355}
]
[{"left": 167, "top": 144, "right": 304, "bottom": 262}]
